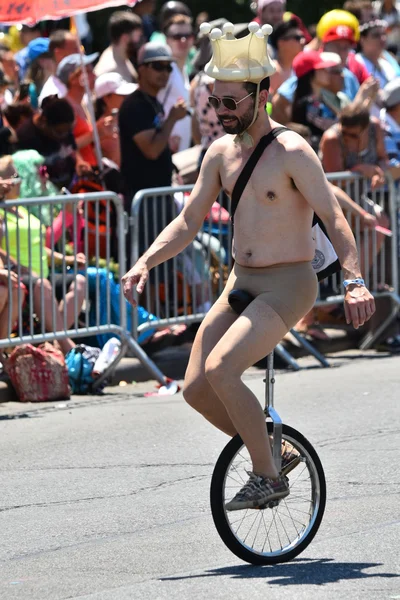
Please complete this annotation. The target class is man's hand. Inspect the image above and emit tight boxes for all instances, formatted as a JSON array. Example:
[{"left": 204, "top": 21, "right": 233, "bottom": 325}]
[
  {"left": 361, "top": 211, "right": 377, "bottom": 230},
  {"left": 352, "top": 164, "right": 385, "bottom": 189},
  {"left": 122, "top": 261, "right": 149, "bottom": 307},
  {"left": 65, "top": 253, "right": 86, "bottom": 268},
  {"left": 169, "top": 99, "right": 188, "bottom": 123},
  {"left": 344, "top": 284, "right": 375, "bottom": 329},
  {"left": 76, "top": 160, "right": 92, "bottom": 176}
]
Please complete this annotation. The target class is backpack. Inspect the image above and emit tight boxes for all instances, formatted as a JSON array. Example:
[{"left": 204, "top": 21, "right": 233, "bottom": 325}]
[
  {"left": 65, "top": 344, "right": 101, "bottom": 395},
  {"left": 4, "top": 343, "right": 70, "bottom": 402}
]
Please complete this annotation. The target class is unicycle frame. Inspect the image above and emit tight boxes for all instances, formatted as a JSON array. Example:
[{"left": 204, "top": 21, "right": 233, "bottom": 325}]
[{"left": 264, "top": 351, "right": 283, "bottom": 473}]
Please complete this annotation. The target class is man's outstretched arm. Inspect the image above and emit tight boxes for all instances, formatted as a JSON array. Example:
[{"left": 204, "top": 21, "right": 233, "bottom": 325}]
[
  {"left": 284, "top": 138, "right": 376, "bottom": 329},
  {"left": 122, "top": 142, "right": 223, "bottom": 305}
]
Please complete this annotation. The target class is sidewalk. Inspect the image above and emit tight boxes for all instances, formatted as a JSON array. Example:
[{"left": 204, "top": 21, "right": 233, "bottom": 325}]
[{"left": 0, "top": 329, "right": 358, "bottom": 404}]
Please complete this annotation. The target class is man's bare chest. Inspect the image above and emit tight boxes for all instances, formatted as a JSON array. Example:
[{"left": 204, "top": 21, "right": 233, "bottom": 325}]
[{"left": 220, "top": 149, "right": 294, "bottom": 205}]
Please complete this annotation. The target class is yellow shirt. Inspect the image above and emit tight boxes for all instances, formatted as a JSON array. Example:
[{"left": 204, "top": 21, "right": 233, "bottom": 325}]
[{"left": 0, "top": 207, "right": 48, "bottom": 278}]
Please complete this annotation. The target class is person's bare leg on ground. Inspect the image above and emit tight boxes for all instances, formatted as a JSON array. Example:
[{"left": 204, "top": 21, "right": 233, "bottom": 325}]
[
  {"left": 33, "top": 280, "right": 75, "bottom": 354},
  {"left": 59, "top": 275, "right": 86, "bottom": 328},
  {"left": 0, "top": 285, "right": 25, "bottom": 339},
  {"left": 183, "top": 301, "right": 238, "bottom": 437},
  {"left": 205, "top": 298, "right": 289, "bottom": 480}
]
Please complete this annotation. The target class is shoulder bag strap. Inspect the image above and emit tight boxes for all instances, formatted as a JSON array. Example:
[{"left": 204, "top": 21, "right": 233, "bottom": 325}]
[{"left": 230, "top": 127, "right": 290, "bottom": 223}]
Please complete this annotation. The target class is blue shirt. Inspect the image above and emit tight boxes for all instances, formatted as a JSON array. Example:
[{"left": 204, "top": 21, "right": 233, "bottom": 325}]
[{"left": 277, "top": 67, "right": 360, "bottom": 104}]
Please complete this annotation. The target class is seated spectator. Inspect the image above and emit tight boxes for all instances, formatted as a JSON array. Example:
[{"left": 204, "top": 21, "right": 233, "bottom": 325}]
[
  {"left": 151, "top": 1, "right": 192, "bottom": 43},
  {"left": 94, "top": 72, "right": 137, "bottom": 168},
  {"left": 38, "top": 30, "right": 79, "bottom": 106},
  {"left": 0, "top": 156, "right": 85, "bottom": 354},
  {"left": 0, "top": 256, "right": 25, "bottom": 341},
  {"left": 12, "top": 149, "right": 59, "bottom": 225},
  {"left": 257, "top": 0, "right": 286, "bottom": 29},
  {"left": 25, "top": 38, "right": 53, "bottom": 106},
  {"left": 0, "top": 102, "right": 34, "bottom": 157},
  {"left": 0, "top": 66, "right": 14, "bottom": 110},
  {"left": 380, "top": 77, "right": 400, "bottom": 179},
  {"left": 0, "top": 206, "right": 26, "bottom": 341},
  {"left": 150, "top": 2, "right": 196, "bottom": 74},
  {"left": 356, "top": 19, "right": 400, "bottom": 87},
  {"left": 131, "top": 0, "right": 157, "bottom": 42},
  {"left": 14, "top": 24, "right": 41, "bottom": 81},
  {"left": 158, "top": 14, "right": 194, "bottom": 152},
  {"left": 16, "top": 95, "right": 90, "bottom": 189},
  {"left": 320, "top": 23, "right": 370, "bottom": 85},
  {"left": 320, "top": 102, "right": 387, "bottom": 189},
  {"left": 291, "top": 51, "right": 348, "bottom": 151},
  {"left": 288, "top": 121, "right": 388, "bottom": 338},
  {"left": 94, "top": 12, "right": 143, "bottom": 83},
  {"left": 57, "top": 53, "right": 106, "bottom": 169},
  {"left": 268, "top": 18, "right": 305, "bottom": 96},
  {"left": 272, "top": 9, "right": 376, "bottom": 123},
  {"left": 373, "top": 0, "right": 400, "bottom": 53},
  {"left": 344, "top": 0, "right": 377, "bottom": 24},
  {"left": 0, "top": 50, "right": 19, "bottom": 101}
]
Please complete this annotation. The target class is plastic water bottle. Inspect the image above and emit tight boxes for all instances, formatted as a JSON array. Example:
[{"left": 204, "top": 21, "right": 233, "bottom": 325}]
[{"left": 93, "top": 337, "right": 121, "bottom": 376}]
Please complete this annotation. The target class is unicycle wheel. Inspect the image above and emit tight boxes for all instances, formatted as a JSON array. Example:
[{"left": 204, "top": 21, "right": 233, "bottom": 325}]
[{"left": 210, "top": 423, "right": 326, "bottom": 565}]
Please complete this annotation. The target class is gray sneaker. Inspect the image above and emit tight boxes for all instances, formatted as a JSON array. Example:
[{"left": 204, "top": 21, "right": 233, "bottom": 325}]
[{"left": 225, "top": 471, "right": 290, "bottom": 511}]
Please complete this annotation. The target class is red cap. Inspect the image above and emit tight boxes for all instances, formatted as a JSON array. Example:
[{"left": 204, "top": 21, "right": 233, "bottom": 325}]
[
  {"left": 322, "top": 25, "right": 356, "bottom": 44},
  {"left": 292, "top": 50, "right": 342, "bottom": 78}
]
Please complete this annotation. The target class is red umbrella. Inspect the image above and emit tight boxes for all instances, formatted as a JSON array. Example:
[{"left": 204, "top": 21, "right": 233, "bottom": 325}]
[{"left": 0, "top": 0, "right": 135, "bottom": 26}]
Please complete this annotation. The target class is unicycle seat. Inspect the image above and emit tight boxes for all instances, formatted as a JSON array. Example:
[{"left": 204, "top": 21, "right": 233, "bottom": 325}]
[{"left": 228, "top": 289, "right": 254, "bottom": 315}]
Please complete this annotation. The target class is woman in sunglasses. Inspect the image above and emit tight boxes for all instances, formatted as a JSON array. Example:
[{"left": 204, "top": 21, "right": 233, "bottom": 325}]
[
  {"left": 356, "top": 20, "right": 400, "bottom": 90},
  {"left": 291, "top": 50, "right": 350, "bottom": 152}
]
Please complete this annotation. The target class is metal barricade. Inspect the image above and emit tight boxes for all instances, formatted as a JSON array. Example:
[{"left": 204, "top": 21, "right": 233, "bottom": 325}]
[
  {"left": 0, "top": 191, "right": 168, "bottom": 387},
  {"left": 323, "top": 172, "right": 400, "bottom": 349},
  {"left": 130, "top": 186, "right": 329, "bottom": 371}
]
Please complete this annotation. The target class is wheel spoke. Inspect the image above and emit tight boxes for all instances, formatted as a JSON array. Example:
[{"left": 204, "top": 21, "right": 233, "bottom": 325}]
[{"left": 215, "top": 430, "right": 325, "bottom": 562}]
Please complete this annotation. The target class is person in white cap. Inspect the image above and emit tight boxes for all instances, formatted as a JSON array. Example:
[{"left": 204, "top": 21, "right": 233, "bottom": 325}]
[
  {"left": 258, "top": 0, "right": 286, "bottom": 28},
  {"left": 122, "top": 22, "right": 375, "bottom": 511},
  {"left": 94, "top": 72, "right": 137, "bottom": 167}
]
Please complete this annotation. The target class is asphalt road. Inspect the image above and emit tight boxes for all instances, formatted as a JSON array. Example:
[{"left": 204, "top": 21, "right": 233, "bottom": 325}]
[{"left": 0, "top": 352, "right": 399, "bottom": 600}]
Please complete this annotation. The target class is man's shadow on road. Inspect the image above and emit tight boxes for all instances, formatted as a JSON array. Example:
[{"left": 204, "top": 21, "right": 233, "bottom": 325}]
[{"left": 161, "top": 558, "right": 399, "bottom": 586}]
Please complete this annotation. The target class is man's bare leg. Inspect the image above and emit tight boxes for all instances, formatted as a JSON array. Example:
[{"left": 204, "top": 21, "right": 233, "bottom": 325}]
[
  {"left": 183, "top": 302, "right": 238, "bottom": 437},
  {"left": 205, "top": 298, "right": 289, "bottom": 480}
]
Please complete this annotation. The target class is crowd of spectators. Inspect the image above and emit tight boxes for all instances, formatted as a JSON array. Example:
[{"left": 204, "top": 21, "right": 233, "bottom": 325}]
[{"left": 1, "top": 0, "right": 400, "bottom": 360}]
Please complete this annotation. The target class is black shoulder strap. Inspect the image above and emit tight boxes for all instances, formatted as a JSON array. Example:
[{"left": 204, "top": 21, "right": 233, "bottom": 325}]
[{"left": 231, "top": 127, "right": 290, "bottom": 223}]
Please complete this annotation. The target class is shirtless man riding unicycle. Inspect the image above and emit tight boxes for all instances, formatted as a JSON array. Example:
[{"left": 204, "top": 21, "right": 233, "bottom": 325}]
[{"left": 122, "top": 20, "right": 375, "bottom": 512}]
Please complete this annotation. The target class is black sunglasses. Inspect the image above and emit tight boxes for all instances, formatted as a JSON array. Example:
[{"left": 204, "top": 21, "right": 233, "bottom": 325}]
[
  {"left": 168, "top": 33, "right": 194, "bottom": 41},
  {"left": 147, "top": 62, "right": 173, "bottom": 73},
  {"left": 208, "top": 92, "right": 254, "bottom": 111}
]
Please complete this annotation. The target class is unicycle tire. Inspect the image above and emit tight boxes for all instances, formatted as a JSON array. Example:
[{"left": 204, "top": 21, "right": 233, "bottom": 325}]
[{"left": 210, "top": 422, "right": 326, "bottom": 565}]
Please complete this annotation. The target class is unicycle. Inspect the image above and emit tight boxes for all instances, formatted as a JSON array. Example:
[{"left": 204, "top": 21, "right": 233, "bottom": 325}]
[{"left": 210, "top": 289, "right": 327, "bottom": 565}]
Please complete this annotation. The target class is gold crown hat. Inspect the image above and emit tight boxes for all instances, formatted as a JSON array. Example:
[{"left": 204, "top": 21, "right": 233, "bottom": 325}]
[
  {"left": 201, "top": 21, "right": 276, "bottom": 82},
  {"left": 200, "top": 21, "right": 276, "bottom": 146}
]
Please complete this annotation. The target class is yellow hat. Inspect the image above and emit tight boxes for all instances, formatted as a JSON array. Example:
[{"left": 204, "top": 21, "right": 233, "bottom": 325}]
[
  {"left": 316, "top": 9, "right": 360, "bottom": 43},
  {"left": 201, "top": 21, "right": 276, "bottom": 83}
]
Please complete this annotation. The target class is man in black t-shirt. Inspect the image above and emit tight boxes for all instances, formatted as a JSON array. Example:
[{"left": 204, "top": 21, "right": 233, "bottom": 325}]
[
  {"left": 119, "top": 42, "right": 187, "bottom": 211},
  {"left": 119, "top": 42, "right": 187, "bottom": 272}
]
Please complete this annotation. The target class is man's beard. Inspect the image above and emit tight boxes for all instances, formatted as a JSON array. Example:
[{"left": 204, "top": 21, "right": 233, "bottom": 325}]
[{"left": 218, "top": 103, "right": 256, "bottom": 135}]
